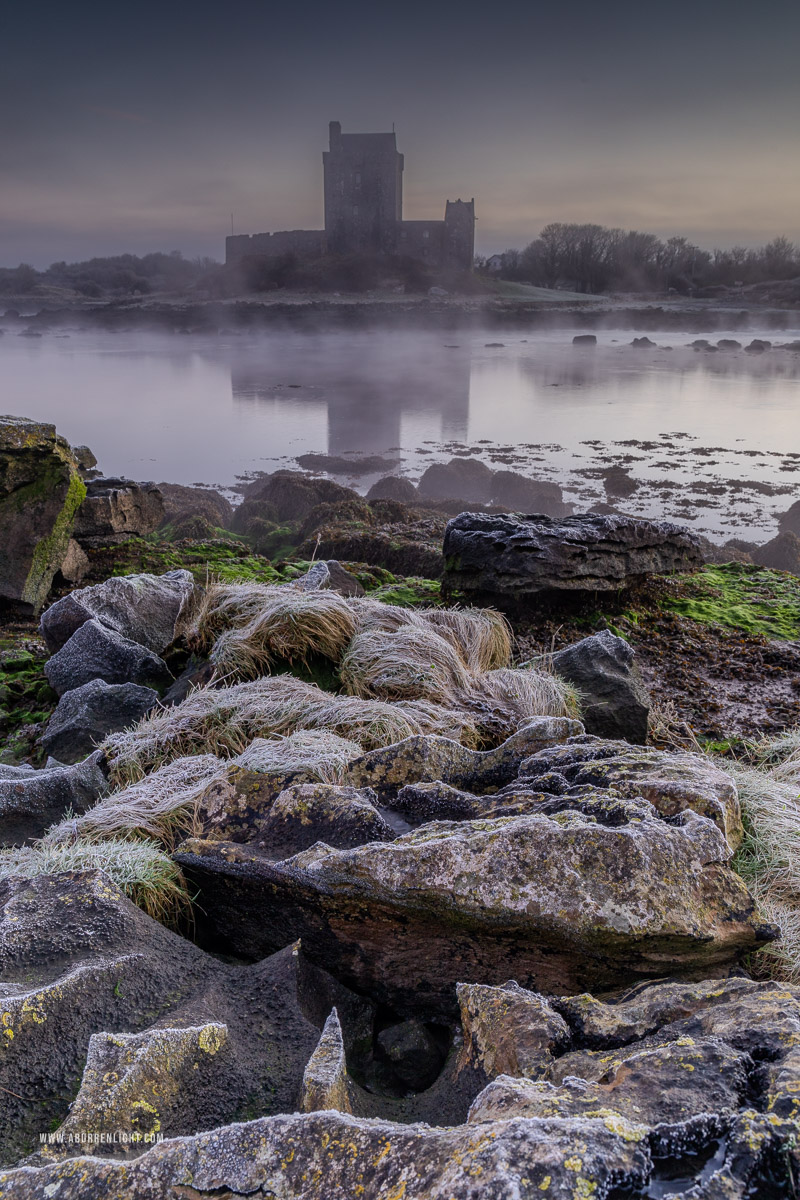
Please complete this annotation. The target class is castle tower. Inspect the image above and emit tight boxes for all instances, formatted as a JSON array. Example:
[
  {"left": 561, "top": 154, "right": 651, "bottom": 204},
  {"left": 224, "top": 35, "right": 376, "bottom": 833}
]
[
  {"left": 443, "top": 199, "right": 476, "bottom": 270},
  {"left": 323, "top": 121, "right": 404, "bottom": 255}
]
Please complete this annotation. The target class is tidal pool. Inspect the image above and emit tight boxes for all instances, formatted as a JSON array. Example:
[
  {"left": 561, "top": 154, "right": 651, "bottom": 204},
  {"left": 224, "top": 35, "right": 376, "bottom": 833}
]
[{"left": 2, "top": 323, "right": 799, "bottom": 537}]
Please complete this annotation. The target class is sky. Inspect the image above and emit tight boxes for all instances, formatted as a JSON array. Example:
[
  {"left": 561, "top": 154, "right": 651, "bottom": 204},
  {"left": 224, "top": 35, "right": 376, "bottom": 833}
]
[{"left": 2, "top": 0, "right": 799, "bottom": 267}]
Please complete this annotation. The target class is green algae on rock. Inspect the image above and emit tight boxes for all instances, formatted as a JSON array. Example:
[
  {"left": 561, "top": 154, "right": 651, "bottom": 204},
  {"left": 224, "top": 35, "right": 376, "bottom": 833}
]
[{"left": 0, "top": 416, "right": 86, "bottom": 614}]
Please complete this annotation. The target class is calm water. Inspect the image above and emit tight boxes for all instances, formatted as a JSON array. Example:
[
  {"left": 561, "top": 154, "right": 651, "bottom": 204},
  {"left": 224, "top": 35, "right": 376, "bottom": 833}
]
[{"left": 2, "top": 323, "right": 800, "bottom": 538}]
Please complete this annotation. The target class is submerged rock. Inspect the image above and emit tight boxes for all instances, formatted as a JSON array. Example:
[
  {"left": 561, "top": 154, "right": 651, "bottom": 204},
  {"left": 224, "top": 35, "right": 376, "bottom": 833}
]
[
  {"left": 41, "top": 679, "right": 158, "bottom": 764},
  {"left": 40, "top": 569, "right": 194, "bottom": 654},
  {"left": 550, "top": 630, "right": 651, "bottom": 743},
  {"left": 442, "top": 511, "right": 703, "bottom": 603},
  {"left": 0, "top": 415, "right": 86, "bottom": 613}
]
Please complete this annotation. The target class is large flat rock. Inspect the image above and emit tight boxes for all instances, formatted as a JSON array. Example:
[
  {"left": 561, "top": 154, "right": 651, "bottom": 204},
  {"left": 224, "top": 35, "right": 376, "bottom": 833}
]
[
  {"left": 177, "top": 787, "right": 769, "bottom": 1012},
  {"left": 442, "top": 511, "right": 703, "bottom": 601}
]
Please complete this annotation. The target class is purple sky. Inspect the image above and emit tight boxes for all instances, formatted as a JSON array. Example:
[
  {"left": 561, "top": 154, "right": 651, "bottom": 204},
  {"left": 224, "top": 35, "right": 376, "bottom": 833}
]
[{"left": 3, "top": 0, "right": 799, "bottom": 266}]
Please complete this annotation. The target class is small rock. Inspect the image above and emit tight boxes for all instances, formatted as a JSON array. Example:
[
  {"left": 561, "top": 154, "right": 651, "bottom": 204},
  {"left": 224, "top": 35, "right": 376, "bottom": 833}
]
[
  {"left": 41, "top": 679, "right": 159, "bottom": 764},
  {"left": 752, "top": 530, "right": 800, "bottom": 574},
  {"left": 44, "top": 619, "right": 172, "bottom": 696},
  {"left": 0, "top": 751, "right": 106, "bottom": 844},
  {"left": 418, "top": 458, "right": 494, "bottom": 503},
  {"left": 572, "top": 334, "right": 597, "bottom": 345},
  {"left": 376, "top": 1018, "right": 446, "bottom": 1091},
  {"left": 71, "top": 445, "right": 98, "bottom": 472},
  {"left": 630, "top": 336, "right": 656, "bottom": 348},
  {"left": 745, "top": 339, "right": 771, "bottom": 353},
  {"left": 58, "top": 538, "right": 90, "bottom": 585},
  {"left": 40, "top": 570, "right": 194, "bottom": 654},
  {"left": 550, "top": 630, "right": 650, "bottom": 743}
]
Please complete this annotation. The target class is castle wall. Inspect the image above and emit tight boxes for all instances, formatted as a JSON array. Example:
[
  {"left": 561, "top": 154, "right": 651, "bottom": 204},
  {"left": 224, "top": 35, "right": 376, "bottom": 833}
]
[
  {"left": 397, "top": 221, "right": 446, "bottom": 263},
  {"left": 226, "top": 229, "right": 325, "bottom": 265}
]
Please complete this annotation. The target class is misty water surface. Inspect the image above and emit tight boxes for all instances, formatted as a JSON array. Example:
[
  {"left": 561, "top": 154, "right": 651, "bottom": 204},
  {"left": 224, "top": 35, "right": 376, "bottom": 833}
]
[{"left": 2, "top": 324, "right": 800, "bottom": 537}]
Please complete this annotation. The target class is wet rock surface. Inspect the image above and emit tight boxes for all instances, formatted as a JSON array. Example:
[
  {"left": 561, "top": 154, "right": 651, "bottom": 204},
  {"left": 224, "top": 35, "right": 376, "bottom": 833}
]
[
  {"left": 0, "top": 415, "right": 85, "bottom": 614},
  {"left": 73, "top": 478, "right": 164, "bottom": 545},
  {"left": 442, "top": 511, "right": 703, "bottom": 602}
]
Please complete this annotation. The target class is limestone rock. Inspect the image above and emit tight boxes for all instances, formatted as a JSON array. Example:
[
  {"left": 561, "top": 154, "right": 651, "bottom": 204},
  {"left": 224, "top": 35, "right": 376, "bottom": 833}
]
[
  {"left": 301, "top": 1008, "right": 352, "bottom": 1114},
  {"left": 156, "top": 482, "right": 233, "bottom": 529},
  {"left": 344, "top": 717, "right": 583, "bottom": 797},
  {"left": 0, "top": 870, "right": 350, "bottom": 1165},
  {"left": 0, "top": 751, "right": 106, "bottom": 844},
  {"left": 0, "top": 415, "right": 86, "bottom": 613},
  {"left": 41, "top": 1024, "right": 230, "bottom": 1158},
  {"left": 197, "top": 776, "right": 395, "bottom": 853},
  {"left": 177, "top": 795, "right": 768, "bottom": 1012},
  {"left": 442, "top": 511, "right": 703, "bottom": 602},
  {"left": 517, "top": 734, "right": 743, "bottom": 848},
  {"left": 41, "top": 679, "right": 158, "bottom": 764},
  {"left": 550, "top": 630, "right": 651, "bottom": 743},
  {"left": 73, "top": 478, "right": 164, "bottom": 545},
  {"left": 292, "top": 559, "right": 364, "bottom": 597},
  {"left": 458, "top": 982, "right": 570, "bottom": 1079},
  {"left": 0, "top": 1110, "right": 651, "bottom": 1198},
  {"left": 43, "top": 619, "right": 172, "bottom": 696},
  {"left": 366, "top": 475, "right": 419, "bottom": 503},
  {"left": 40, "top": 569, "right": 194, "bottom": 654}
]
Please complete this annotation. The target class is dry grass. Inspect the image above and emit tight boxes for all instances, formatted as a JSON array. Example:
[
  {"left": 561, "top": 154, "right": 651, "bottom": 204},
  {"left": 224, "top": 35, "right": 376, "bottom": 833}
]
[
  {"left": 0, "top": 837, "right": 190, "bottom": 926},
  {"left": 181, "top": 582, "right": 283, "bottom": 651},
  {"left": 742, "top": 729, "right": 800, "bottom": 784},
  {"left": 725, "top": 758, "right": 800, "bottom": 983},
  {"left": 210, "top": 588, "right": 357, "bottom": 680},
  {"left": 420, "top": 608, "right": 512, "bottom": 673},
  {"left": 233, "top": 730, "right": 363, "bottom": 782},
  {"left": 341, "top": 621, "right": 576, "bottom": 743},
  {"left": 463, "top": 667, "right": 581, "bottom": 738},
  {"left": 47, "top": 732, "right": 365, "bottom": 849},
  {"left": 44, "top": 755, "right": 223, "bottom": 848},
  {"left": 340, "top": 626, "right": 474, "bottom": 705},
  {"left": 101, "top": 675, "right": 478, "bottom": 787}
]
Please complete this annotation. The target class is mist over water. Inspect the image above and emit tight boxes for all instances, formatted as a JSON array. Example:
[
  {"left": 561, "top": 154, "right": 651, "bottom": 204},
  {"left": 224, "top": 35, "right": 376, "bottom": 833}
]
[{"left": 2, "top": 324, "right": 799, "bottom": 538}]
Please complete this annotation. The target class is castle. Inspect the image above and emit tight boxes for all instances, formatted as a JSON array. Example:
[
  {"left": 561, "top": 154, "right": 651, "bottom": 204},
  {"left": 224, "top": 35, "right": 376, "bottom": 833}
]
[{"left": 226, "top": 122, "right": 475, "bottom": 272}]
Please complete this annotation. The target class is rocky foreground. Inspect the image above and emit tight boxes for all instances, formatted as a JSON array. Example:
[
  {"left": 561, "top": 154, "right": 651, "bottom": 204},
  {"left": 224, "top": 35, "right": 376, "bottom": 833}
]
[{"left": 1, "top": 415, "right": 800, "bottom": 1197}]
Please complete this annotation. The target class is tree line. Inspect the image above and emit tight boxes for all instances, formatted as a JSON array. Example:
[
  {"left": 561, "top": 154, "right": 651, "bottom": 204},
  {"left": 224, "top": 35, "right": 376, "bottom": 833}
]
[
  {"left": 0, "top": 251, "right": 218, "bottom": 298},
  {"left": 476, "top": 225, "right": 799, "bottom": 294}
]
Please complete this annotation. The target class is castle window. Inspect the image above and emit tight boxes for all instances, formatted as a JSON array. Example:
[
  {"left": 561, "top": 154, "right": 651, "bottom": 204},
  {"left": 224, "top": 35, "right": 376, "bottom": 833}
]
[{"left": 423, "top": 230, "right": 430, "bottom": 240}]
